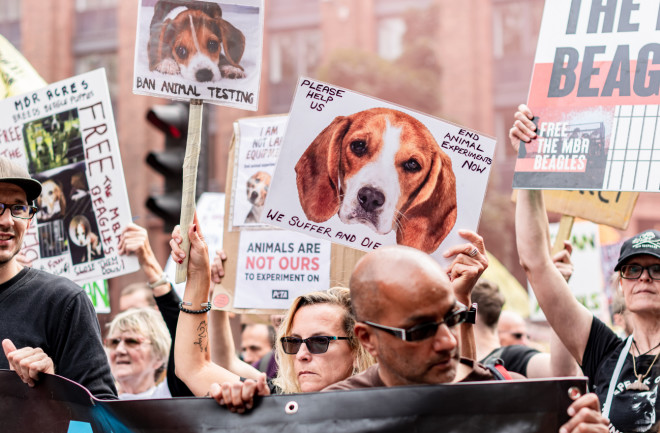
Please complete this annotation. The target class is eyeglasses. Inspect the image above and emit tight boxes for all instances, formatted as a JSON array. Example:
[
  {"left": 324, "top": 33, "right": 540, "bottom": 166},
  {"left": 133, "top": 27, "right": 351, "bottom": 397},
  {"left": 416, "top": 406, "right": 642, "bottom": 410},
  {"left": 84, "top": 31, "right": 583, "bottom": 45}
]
[
  {"left": 0, "top": 202, "right": 37, "bottom": 220},
  {"left": 500, "top": 331, "right": 530, "bottom": 341},
  {"left": 105, "top": 336, "right": 150, "bottom": 350},
  {"left": 620, "top": 264, "right": 660, "bottom": 280},
  {"left": 280, "top": 336, "right": 350, "bottom": 354},
  {"left": 362, "top": 302, "right": 468, "bottom": 342}
]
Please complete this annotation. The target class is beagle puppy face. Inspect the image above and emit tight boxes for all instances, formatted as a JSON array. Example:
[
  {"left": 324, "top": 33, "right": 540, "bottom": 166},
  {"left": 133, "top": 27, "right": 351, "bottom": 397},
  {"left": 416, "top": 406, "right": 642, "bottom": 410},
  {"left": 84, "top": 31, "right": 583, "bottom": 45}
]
[
  {"left": 38, "top": 179, "right": 66, "bottom": 218},
  {"left": 295, "top": 108, "right": 457, "bottom": 253},
  {"left": 246, "top": 171, "right": 271, "bottom": 207}
]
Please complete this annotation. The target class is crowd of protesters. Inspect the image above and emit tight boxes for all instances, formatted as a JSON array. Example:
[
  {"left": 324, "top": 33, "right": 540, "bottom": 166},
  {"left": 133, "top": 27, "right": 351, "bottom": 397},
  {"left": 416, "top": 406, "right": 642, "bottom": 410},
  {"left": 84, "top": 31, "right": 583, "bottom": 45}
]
[{"left": 3, "top": 97, "right": 658, "bottom": 433}]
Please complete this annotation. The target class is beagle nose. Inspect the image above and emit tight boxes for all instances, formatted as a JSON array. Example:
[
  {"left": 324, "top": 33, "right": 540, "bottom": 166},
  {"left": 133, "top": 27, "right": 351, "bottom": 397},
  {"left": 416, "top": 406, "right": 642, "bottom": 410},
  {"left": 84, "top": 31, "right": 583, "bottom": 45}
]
[
  {"left": 250, "top": 191, "right": 259, "bottom": 201},
  {"left": 196, "top": 69, "right": 213, "bottom": 82},
  {"left": 358, "top": 187, "right": 385, "bottom": 212}
]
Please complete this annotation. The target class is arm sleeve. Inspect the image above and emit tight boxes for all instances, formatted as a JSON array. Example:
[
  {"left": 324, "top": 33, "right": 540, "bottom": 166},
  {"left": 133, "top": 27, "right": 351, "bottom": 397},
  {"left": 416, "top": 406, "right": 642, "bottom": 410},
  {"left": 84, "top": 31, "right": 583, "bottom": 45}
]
[
  {"left": 499, "top": 345, "right": 541, "bottom": 377},
  {"left": 154, "top": 288, "right": 194, "bottom": 397},
  {"left": 580, "top": 315, "right": 621, "bottom": 378},
  {"left": 53, "top": 291, "right": 118, "bottom": 400}
]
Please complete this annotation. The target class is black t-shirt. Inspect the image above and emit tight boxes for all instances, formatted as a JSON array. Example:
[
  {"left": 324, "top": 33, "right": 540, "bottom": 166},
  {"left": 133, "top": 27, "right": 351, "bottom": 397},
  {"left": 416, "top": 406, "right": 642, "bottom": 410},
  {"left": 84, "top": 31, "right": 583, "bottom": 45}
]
[
  {"left": 582, "top": 316, "right": 660, "bottom": 433},
  {"left": 480, "top": 345, "right": 540, "bottom": 377}
]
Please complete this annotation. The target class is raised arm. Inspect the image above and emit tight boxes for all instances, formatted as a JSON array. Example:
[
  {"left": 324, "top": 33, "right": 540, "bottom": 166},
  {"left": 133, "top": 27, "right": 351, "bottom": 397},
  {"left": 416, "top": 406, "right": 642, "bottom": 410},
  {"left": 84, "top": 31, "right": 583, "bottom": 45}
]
[
  {"left": 512, "top": 105, "right": 592, "bottom": 364},
  {"left": 171, "top": 217, "right": 240, "bottom": 396}
]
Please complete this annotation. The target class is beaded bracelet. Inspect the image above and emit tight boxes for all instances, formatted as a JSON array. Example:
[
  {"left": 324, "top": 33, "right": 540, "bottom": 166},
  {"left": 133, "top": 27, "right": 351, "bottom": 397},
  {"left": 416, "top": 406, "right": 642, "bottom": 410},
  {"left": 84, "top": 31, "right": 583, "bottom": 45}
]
[{"left": 178, "top": 301, "right": 212, "bottom": 314}]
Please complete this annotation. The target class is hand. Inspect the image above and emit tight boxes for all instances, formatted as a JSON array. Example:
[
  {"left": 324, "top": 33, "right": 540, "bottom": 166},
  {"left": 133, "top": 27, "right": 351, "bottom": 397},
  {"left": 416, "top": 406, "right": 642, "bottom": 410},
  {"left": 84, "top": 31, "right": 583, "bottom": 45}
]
[
  {"left": 186, "top": 214, "right": 210, "bottom": 279},
  {"left": 552, "top": 241, "right": 574, "bottom": 283},
  {"left": 210, "top": 373, "right": 270, "bottom": 414},
  {"left": 509, "top": 104, "right": 536, "bottom": 153},
  {"left": 118, "top": 223, "right": 153, "bottom": 265},
  {"left": 443, "top": 230, "right": 488, "bottom": 303},
  {"left": 211, "top": 250, "right": 227, "bottom": 284},
  {"left": 559, "top": 392, "right": 609, "bottom": 433},
  {"left": 2, "top": 339, "right": 54, "bottom": 387}
]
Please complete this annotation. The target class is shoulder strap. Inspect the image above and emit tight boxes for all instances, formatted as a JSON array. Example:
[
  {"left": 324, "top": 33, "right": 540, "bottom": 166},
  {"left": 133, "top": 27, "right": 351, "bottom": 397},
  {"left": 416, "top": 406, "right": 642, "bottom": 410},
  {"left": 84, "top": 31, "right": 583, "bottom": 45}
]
[
  {"left": 485, "top": 361, "right": 513, "bottom": 381},
  {"left": 481, "top": 347, "right": 506, "bottom": 365}
]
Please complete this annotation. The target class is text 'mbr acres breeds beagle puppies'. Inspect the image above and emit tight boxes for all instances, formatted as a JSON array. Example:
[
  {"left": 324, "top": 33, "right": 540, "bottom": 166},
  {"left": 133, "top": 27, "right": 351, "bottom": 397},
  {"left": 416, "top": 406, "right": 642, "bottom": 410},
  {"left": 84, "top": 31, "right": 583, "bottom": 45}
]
[
  {"left": 245, "top": 170, "right": 271, "bottom": 223},
  {"left": 295, "top": 107, "right": 457, "bottom": 254},
  {"left": 148, "top": 0, "right": 246, "bottom": 82}
]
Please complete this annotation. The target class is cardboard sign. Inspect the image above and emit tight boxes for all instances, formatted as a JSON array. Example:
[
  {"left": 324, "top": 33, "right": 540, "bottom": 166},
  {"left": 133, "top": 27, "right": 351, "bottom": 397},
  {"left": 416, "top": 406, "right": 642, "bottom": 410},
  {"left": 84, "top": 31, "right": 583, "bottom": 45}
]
[
  {"left": 263, "top": 77, "right": 495, "bottom": 265},
  {"left": 233, "top": 230, "right": 331, "bottom": 309},
  {"left": 133, "top": 0, "right": 264, "bottom": 111},
  {"left": 0, "top": 370, "right": 587, "bottom": 433},
  {"left": 0, "top": 69, "right": 139, "bottom": 284},
  {"left": 529, "top": 221, "right": 609, "bottom": 323},
  {"left": 514, "top": 0, "right": 660, "bottom": 191},
  {"left": 82, "top": 279, "right": 110, "bottom": 314},
  {"left": 230, "top": 115, "right": 287, "bottom": 229}
]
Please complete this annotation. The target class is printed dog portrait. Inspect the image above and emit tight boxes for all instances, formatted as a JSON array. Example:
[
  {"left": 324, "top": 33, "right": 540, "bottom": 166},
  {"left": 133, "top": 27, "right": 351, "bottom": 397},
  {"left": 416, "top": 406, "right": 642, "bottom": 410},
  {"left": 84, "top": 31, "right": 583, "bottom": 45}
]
[
  {"left": 245, "top": 171, "right": 271, "bottom": 223},
  {"left": 36, "top": 179, "right": 67, "bottom": 222},
  {"left": 295, "top": 107, "right": 457, "bottom": 254},
  {"left": 148, "top": 0, "right": 246, "bottom": 82},
  {"left": 69, "top": 215, "right": 103, "bottom": 264}
]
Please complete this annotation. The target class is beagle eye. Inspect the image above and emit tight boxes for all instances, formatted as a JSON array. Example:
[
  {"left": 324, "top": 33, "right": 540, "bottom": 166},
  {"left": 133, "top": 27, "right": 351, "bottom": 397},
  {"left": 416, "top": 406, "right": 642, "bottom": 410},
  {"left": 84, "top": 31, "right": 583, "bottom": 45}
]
[
  {"left": 207, "top": 39, "right": 219, "bottom": 53},
  {"left": 350, "top": 140, "right": 367, "bottom": 157},
  {"left": 175, "top": 45, "right": 188, "bottom": 60},
  {"left": 403, "top": 159, "right": 422, "bottom": 172}
]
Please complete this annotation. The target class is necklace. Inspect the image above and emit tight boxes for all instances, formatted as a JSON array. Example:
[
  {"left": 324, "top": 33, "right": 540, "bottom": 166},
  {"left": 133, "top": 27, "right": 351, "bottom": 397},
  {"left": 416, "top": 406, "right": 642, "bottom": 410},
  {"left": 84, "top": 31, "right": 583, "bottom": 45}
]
[
  {"left": 632, "top": 339, "right": 660, "bottom": 356},
  {"left": 626, "top": 347, "right": 660, "bottom": 391}
]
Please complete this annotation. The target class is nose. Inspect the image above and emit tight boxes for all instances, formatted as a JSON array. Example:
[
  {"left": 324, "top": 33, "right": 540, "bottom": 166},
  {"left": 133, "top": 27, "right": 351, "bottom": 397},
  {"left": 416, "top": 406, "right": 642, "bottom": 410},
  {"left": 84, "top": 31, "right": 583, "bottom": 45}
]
[
  {"left": 251, "top": 190, "right": 259, "bottom": 201},
  {"left": 196, "top": 68, "right": 213, "bottom": 82},
  {"left": 295, "top": 342, "right": 312, "bottom": 362},
  {"left": 357, "top": 187, "right": 385, "bottom": 212},
  {"left": 639, "top": 268, "right": 653, "bottom": 281},
  {"left": 0, "top": 206, "right": 15, "bottom": 227},
  {"left": 432, "top": 323, "right": 458, "bottom": 353}
]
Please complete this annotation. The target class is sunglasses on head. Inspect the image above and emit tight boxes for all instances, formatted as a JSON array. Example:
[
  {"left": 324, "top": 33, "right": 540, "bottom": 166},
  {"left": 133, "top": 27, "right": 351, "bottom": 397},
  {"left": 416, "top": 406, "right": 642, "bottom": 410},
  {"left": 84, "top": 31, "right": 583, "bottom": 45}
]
[
  {"left": 362, "top": 302, "right": 468, "bottom": 342},
  {"left": 620, "top": 264, "right": 660, "bottom": 280},
  {"left": 105, "top": 336, "right": 149, "bottom": 350},
  {"left": 280, "top": 336, "right": 350, "bottom": 355}
]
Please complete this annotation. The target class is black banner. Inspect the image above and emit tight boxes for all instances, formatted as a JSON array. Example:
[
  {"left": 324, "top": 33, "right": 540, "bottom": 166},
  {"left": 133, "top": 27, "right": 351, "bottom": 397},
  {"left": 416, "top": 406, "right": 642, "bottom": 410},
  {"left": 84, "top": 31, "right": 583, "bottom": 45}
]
[{"left": 0, "top": 370, "right": 587, "bottom": 432}]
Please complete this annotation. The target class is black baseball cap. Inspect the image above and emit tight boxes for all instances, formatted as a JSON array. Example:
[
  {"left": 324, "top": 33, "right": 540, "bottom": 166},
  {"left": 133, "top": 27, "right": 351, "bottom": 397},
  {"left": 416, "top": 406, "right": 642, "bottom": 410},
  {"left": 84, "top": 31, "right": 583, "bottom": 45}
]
[
  {"left": 614, "top": 229, "right": 660, "bottom": 271},
  {"left": 0, "top": 156, "right": 42, "bottom": 203}
]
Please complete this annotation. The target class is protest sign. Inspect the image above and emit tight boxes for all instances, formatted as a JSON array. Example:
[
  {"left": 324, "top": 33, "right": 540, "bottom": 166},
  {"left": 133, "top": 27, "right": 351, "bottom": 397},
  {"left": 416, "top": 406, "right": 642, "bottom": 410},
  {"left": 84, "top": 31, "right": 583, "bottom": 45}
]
[
  {"left": 82, "top": 279, "right": 110, "bottom": 314},
  {"left": 230, "top": 115, "right": 287, "bottom": 229},
  {"left": 514, "top": 0, "right": 660, "bottom": 191},
  {"left": 0, "top": 370, "right": 587, "bottom": 433},
  {"left": 263, "top": 77, "right": 495, "bottom": 265},
  {"left": 530, "top": 221, "right": 609, "bottom": 322},
  {"left": 163, "top": 192, "right": 225, "bottom": 299},
  {"left": 233, "top": 230, "right": 331, "bottom": 309},
  {"left": 0, "top": 69, "right": 139, "bottom": 284},
  {"left": 0, "top": 34, "right": 47, "bottom": 98},
  {"left": 133, "top": 0, "right": 264, "bottom": 111}
]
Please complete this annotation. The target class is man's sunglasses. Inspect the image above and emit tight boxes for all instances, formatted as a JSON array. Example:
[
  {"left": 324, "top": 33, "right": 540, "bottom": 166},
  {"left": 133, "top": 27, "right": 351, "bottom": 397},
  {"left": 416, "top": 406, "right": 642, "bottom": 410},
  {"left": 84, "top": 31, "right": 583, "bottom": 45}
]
[
  {"left": 280, "top": 336, "right": 350, "bottom": 354},
  {"left": 105, "top": 336, "right": 150, "bottom": 350},
  {"left": 620, "top": 264, "right": 660, "bottom": 280},
  {"left": 362, "top": 302, "right": 468, "bottom": 342},
  {"left": 501, "top": 331, "right": 529, "bottom": 341}
]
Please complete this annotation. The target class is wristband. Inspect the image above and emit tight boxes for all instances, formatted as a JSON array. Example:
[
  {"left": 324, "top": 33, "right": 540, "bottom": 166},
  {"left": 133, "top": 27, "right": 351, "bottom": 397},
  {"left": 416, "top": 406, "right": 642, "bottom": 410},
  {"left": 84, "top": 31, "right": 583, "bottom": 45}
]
[
  {"left": 178, "top": 301, "right": 212, "bottom": 314},
  {"left": 465, "top": 303, "right": 477, "bottom": 324},
  {"left": 147, "top": 273, "right": 168, "bottom": 289}
]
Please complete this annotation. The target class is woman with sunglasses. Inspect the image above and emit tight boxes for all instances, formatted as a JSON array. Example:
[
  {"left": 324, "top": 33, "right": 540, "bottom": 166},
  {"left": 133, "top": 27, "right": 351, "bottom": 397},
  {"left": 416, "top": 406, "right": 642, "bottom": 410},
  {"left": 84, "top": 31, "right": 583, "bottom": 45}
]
[
  {"left": 105, "top": 308, "right": 172, "bottom": 399},
  {"left": 170, "top": 219, "right": 374, "bottom": 411},
  {"left": 512, "top": 104, "right": 660, "bottom": 433}
]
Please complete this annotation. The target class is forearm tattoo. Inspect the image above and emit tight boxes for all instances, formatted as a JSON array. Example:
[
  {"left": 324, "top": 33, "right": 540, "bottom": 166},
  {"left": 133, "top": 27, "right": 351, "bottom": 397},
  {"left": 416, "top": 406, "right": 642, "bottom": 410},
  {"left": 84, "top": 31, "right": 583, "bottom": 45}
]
[{"left": 194, "top": 320, "right": 208, "bottom": 353}]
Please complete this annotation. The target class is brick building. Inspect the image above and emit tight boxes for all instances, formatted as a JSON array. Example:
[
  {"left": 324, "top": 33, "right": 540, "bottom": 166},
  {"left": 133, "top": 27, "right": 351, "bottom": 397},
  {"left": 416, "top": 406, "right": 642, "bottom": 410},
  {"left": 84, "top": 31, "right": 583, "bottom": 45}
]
[{"left": 1, "top": 0, "right": 657, "bottom": 314}]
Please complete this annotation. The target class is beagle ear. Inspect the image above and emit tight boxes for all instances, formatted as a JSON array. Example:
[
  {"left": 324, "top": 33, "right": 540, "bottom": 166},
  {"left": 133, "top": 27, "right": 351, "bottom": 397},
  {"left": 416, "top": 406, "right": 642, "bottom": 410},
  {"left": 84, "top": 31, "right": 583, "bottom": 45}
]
[
  {"left": 219, "top": 20, "right": 246, "bottom": 68},
  {"left": 397, "top": 149, "right": 457, "bottom": 254},
  {"left": 150, "top": 19, "right": 178, "bottom": 68},
  {"left": 295, "top": 116, "right": 350, "bottom": 222}
]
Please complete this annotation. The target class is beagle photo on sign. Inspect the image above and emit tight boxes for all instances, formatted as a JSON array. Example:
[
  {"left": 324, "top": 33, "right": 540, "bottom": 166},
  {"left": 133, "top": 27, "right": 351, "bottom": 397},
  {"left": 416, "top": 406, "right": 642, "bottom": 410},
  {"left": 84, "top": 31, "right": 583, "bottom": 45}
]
[
  {"left": 295, "top": 108, "right": 457, "bottom": 254},
  {"left": 244, "top": 170, "right": 271, "bottom": 223},
  {"left": 148, "top": 0, "right": 246, "bottom": 82}
]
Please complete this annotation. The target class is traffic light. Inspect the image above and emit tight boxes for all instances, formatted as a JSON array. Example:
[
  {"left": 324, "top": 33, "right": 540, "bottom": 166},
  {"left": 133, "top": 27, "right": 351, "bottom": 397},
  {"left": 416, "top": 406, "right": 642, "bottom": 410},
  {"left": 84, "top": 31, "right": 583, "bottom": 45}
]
[
  {"left": 145, "top": 102, "right": 188, "bottom": 232},
  {"left": 144, "top": 102, "right": 209, "bottom": 232}
]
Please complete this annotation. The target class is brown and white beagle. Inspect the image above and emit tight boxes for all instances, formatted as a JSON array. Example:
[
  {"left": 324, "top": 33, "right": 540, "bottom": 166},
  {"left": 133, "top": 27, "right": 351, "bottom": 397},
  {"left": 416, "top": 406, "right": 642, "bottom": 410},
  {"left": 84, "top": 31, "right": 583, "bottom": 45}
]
[
  {"left": 245, "top": 170, "right": 271, "bottom": 223},
  {"left": 295, "top": 107, "right": 457, "bottom": 253},
  {"left": 148, "top": 0, "right": 246, "bottom": 82},
  {"left": 36, "top": 179, "right": 67, "bottom": 222}
]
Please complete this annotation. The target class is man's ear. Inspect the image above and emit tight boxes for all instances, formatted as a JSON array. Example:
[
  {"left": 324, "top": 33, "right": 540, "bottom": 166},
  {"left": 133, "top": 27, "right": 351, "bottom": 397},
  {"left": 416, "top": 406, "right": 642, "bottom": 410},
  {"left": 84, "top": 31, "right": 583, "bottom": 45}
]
[{"left": 354, "top": 323, "right": 378, "bottom": 358}]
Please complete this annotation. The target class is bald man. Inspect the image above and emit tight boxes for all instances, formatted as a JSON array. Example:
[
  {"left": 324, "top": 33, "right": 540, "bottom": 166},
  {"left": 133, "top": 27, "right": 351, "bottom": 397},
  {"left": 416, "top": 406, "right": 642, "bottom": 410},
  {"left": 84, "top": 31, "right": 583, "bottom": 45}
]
[
  {"left": 322, "top": 245, "right": 608, "bottom": 432},
  {"left": 498, "top": 310, "right": 530, "bottom": 347}
]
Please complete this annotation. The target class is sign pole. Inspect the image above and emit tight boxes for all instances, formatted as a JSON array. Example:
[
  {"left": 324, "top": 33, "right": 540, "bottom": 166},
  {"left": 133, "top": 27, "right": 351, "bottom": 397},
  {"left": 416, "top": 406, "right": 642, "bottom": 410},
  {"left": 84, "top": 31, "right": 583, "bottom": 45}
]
[
  {"left": 175, "top": 99, "right": 203, "bottom": 284},
  {"left": 551, "top": 214, "right": 575, "bottom": 255}
]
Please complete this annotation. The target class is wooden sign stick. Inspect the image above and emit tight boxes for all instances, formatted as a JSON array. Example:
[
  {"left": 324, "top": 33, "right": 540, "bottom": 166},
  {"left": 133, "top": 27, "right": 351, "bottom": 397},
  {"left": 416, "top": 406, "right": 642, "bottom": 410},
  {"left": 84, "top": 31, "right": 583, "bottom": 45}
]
[
  {"left": 551, "top": 214, "right": 575, "bottom": 255},
  {"left": 175, "top": 99, "right": 203, "bottom": 284}
]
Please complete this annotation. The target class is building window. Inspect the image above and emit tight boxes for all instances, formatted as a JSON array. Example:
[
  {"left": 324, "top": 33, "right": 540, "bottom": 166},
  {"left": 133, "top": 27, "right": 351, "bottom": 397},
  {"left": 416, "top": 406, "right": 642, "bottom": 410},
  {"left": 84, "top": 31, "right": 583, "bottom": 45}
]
[
  {"left": 492, "top": 0, "right": 544, "bottom": 59},
  {"left": 269, "top": 29, "right": 322, "bottom": 113},
  {"left": 377, "top": 17, "right": 406, "bottom": 61},
  {"left": 0, "top": 0, "right": 21, "bottom": 48}
]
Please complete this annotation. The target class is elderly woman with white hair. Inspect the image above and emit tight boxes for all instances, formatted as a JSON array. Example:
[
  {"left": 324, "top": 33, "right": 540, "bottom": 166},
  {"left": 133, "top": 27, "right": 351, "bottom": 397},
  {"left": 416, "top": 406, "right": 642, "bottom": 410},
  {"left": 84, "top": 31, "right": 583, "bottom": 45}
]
[{"left": 105, "top": 307, "right": 172, "bottom": 399}]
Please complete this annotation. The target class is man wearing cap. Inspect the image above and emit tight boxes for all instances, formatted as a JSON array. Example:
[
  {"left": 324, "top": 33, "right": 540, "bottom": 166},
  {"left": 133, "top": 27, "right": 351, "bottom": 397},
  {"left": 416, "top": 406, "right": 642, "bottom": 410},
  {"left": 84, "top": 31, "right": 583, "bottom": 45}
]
[{"left": 0, "top": 156, "right": 116, "bottom": 399}]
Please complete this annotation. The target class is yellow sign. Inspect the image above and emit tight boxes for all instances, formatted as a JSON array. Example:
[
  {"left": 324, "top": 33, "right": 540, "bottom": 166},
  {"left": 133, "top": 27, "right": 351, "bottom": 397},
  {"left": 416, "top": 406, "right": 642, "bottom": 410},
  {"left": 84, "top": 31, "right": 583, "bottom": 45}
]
[{"left": 0, "top": 35, "right": 46, "bottom": 99}]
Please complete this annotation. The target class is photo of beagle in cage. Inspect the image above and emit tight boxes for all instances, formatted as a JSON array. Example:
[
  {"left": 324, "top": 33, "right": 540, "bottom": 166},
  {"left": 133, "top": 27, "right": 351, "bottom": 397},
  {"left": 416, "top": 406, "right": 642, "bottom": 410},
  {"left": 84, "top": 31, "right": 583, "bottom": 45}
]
[
  {"left": 245, "top": 170, "right": 271, "bottom": 223},
  {"left": 295, "top": 107, "right": 457, "bottom": 254},
  {"left": 148, "top": 0, "right": 246, "bottom": 82},
  {"left": 36, "top": 179, "right": 67, "bottom": 223}
]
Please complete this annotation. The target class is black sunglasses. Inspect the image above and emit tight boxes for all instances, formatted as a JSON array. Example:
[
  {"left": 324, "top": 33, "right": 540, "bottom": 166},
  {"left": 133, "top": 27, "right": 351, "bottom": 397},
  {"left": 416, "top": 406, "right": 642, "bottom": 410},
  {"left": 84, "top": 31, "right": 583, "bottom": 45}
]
[
  {"left": 620, "top": 264, "right": 660, "bottom": 280},
  {"left": 280, "top": 336, "right": 350, "bottom": 354},
  {"left": 362, "top": 302, "right": 468, "bottom": 342},
  {"left": 0, "top": 202, "right": 37, "bottom": 220}
]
